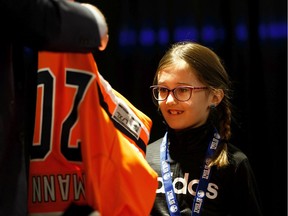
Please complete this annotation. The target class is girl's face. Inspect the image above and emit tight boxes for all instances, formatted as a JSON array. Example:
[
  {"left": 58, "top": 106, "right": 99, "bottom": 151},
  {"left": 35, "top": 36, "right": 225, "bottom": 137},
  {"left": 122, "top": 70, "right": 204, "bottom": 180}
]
[{"left": 157, "top": 60, "right": 214, "bottom": 131}]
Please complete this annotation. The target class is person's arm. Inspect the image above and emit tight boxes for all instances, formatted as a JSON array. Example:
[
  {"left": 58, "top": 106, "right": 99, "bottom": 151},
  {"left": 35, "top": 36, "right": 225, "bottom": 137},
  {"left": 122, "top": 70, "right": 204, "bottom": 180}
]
[{"left": 1, "top": 0, "right": 108, "bottom": 52}]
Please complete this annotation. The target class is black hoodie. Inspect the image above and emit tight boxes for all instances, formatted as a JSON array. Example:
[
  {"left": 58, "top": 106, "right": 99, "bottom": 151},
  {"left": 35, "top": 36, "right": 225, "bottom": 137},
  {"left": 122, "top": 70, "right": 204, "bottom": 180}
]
[{"left": 146, "top": 123, "right": 263, "bottom": 216}]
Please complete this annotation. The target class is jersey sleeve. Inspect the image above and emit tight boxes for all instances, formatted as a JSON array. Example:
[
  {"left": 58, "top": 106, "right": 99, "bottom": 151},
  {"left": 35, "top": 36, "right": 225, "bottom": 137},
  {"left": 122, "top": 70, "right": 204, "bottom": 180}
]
[
  {"left": 78, "top": 53, "right": 158, "bottom": 215},
  {"left": 95, "top": 72, "right": 152, "bottom": 157}
]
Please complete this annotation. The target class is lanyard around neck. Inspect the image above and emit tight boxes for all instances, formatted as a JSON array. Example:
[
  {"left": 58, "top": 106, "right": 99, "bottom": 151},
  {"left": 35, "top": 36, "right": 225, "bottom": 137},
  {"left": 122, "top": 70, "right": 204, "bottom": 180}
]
[{"left": 160, "top": 128, "right": 221, "bottom": 216}]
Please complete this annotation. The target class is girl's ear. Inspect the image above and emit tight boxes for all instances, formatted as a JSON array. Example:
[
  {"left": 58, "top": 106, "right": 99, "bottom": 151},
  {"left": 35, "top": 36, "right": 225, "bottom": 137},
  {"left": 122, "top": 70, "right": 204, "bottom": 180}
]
[{"left": 210, "top": 89, "right": 224, "bottom": 107}]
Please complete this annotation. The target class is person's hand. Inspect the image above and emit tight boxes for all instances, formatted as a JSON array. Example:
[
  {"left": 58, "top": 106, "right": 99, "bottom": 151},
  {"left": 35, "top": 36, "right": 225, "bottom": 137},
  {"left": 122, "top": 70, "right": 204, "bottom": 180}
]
[
  {"left": 98, "top": 34, "right": 109, "bottom": 51},
  {"left": 81, "top": 3, "right": 109, "bottom": 51}
]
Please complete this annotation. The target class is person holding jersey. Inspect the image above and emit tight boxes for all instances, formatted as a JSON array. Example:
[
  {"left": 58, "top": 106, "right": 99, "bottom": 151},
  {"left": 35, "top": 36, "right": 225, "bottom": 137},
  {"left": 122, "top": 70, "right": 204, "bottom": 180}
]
[
  {"left": 0, "top": 1, "right": 108, "bottom": 215},
  {"left": 146, "top": 41, "right": 263, "bottom": 216}
]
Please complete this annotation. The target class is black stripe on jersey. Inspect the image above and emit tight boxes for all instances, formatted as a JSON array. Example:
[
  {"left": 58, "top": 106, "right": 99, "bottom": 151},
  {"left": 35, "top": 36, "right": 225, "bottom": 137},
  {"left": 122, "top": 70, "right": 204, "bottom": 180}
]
[{"left": 96, "top": 83, "right": 147, "bottom": 154}]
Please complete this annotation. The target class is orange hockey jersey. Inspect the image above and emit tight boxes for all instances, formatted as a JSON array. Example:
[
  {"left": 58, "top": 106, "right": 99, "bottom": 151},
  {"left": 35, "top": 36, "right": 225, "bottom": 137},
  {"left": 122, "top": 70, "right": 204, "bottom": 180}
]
[{"left": 28, "top": 52, "right": 158, "bottom": 216}]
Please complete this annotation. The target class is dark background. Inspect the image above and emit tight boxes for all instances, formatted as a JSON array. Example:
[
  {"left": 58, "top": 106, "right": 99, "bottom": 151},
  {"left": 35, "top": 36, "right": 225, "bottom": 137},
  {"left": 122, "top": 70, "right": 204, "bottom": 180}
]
[{"left": 82, "top": 1, "right": 287, "bottom": 215}]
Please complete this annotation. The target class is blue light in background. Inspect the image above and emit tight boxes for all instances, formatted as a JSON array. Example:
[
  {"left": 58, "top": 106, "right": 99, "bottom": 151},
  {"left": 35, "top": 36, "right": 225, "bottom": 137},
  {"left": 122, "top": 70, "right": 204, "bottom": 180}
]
[
  {"left": 202, "top": 26, "right": 217, "bottom": 42},
  {"left": 119, "top": 22, "right": 287, "bottom": 47},
  {"left": 174, "top": 27, "right": 198, "bottom": 42},
  {"left": 119, "top": 28, "right": 137, "bottom": 46},
  {"left": 140, "top": 28, "right": 155, "bottom": 46},
  {"left": 158, "top": 28, "right": 169, "bottom": 45},
  {"left": 259, "top": 22, "right": 287, "bottom": 40},
  {"left": 235, "top": 24, "right": 248, "bottom": 41}
]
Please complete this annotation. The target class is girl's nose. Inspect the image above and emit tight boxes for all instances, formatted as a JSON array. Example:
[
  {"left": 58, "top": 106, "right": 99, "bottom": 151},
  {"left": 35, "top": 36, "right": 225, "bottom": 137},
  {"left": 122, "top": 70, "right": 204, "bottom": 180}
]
[{"left": 165, "top": 92, "right": 177, "bottom": 104}]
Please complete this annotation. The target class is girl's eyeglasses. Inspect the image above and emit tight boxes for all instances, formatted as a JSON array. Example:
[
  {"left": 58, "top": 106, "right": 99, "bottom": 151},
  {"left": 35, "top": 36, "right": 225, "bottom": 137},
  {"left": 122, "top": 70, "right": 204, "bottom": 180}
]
[{"left": 150, "top": 85, "right": 208, "bottom": 102}]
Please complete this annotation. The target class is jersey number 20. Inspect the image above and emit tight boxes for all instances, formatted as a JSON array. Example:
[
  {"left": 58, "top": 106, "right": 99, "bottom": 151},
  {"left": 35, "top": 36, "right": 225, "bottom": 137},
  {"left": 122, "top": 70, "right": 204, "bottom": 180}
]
[{"left": 31, "top": 69, "right": 94, "bottom": 162}]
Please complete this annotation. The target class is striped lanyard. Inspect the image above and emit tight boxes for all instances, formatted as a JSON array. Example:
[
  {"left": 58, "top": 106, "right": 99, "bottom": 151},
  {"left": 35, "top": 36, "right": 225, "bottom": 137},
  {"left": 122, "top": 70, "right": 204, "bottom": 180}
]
[{"left": 160, "top": 128, "right": 221, "bottom": 216}]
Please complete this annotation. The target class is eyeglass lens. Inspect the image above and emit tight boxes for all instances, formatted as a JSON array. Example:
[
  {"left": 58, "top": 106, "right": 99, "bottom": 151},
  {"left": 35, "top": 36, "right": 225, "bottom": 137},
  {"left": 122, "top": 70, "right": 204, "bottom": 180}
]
[{"left": 153, "top": 86, "right": 192, "bottom": 101}]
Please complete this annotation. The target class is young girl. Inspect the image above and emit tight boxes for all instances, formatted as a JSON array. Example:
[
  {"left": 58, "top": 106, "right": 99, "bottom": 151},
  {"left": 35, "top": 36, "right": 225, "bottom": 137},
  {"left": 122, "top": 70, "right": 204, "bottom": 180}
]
[{"left": 146, "top": 41, "right": 263, "bottom": 216}]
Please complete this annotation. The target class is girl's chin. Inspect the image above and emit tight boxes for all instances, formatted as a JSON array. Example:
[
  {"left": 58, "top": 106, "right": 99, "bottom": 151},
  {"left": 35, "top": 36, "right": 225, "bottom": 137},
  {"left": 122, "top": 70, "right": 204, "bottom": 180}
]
[{"left": 167, "top": 124, "right": 186, "bottom": 131}]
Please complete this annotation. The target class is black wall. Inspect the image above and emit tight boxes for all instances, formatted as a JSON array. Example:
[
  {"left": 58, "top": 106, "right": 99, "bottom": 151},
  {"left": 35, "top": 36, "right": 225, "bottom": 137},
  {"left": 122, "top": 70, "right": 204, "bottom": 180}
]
[{"left": 83, "top": 1, "right": 287, "bottom": 215}]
